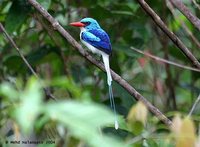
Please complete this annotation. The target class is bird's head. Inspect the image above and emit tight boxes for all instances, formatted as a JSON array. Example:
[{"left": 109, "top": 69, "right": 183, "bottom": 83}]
[{"left": 70, "top": 18, "right": 101, "bottom": 30}]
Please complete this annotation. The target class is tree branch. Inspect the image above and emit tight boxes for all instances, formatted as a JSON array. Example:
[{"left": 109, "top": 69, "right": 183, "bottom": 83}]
[
  {"left": 130, "top": 47, "right": 200, "bottom": 73},
  {"left": 188, "top": 94, "right": 200, "bottom": 117},
  {"left": 167, "top": 0, "right": 200, "bottom": 49},
  {"left": 28, "top": 0, "right": 173, "bottom": 127},
  {"left": 0, "top": 23, "right": 57, "bottom": 101},
  {"left": 137, "top": 0, "right": 200, "bottom": 69},
  {"left": 169, "top": 0, "right": 200, "bottom": 32}
]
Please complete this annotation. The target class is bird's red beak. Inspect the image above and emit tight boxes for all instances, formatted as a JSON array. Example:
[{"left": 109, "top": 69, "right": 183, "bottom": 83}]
[{"left": 70, "top": 22, "right": 85, "bottom": 27}]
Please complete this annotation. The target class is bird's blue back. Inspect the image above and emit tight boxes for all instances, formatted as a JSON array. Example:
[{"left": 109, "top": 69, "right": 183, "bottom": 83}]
[{"left": 80, "top": 18, "right": 112, "bottom": 55}]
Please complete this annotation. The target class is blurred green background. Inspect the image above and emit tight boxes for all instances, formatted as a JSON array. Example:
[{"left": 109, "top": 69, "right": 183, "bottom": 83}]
[{"left": 0, "top": 0, "right": 200, "bottom": 147}]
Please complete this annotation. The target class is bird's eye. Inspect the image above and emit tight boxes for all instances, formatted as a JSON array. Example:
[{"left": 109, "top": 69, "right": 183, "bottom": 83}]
[{"left": 82, "top": 21, "right": 91, "bottom": 26}]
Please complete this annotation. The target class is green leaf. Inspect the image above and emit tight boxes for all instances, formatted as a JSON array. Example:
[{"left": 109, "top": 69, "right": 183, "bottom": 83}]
[
  {"left": 126, "top": 2, "right": 139, "bottom": 12},
  {"left": 169, "top": 46, "right": 188, "bottom": 62},
  {"left": 89, "top": 5, "right": 111, "bottom": 19},
  {"left": 157, "top": 139, "right": 174, "bottom": 147},
  {"left": 3, "top": 55, "right": 24, "bottom": 72},
  {"left": 132, "top": 37, "right": 144, "bottom": 48},
  {"left": 111, "top": 10, "right": 133, "bottom": 16},
  {"left": 113, "top": 44, "right": 138, "bottom": 58},
  {"left": 127, "top": 102, "right": 148, "bottom": 135},
  {"left": 131, "top": 121, "right": 144, "bottom": 135},
  {"left": 0, "top": 82, "right": 19, "bottom": 101},
  {"left": 45, "top": 101, "right": 129, "bottom": 147},
  {"left": 146, "top": 139, "right": 159, "bottom": 147},
  {"left": 5, "top": 0, "right": 30, "bottom": 33},
  {"left": 26, "top": 46, "right": 56, "bottom": 66},
  {"left": 50, "top": 76, "right": 82, "bottom": 98},
  {"left": 14, "top": 77, "right": 43, "bottom": 134},
  {"left": 37, "top": 0, "right": 51, "bottom": 10}
]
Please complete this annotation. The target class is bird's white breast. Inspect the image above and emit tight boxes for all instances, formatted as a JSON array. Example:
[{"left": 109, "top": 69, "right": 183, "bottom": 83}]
[{"left": 80, "top": 27, "right": 103, "bottom": 55}]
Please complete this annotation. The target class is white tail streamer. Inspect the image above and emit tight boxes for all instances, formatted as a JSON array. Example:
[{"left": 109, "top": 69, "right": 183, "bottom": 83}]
[
  {"left": 102, "top": 53, "right": 112, "bottom": 86},
  {"left": 102, "top": 53, "right": 119, "bottom": 130}
]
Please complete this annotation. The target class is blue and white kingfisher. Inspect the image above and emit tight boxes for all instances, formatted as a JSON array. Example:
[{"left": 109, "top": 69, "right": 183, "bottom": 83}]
[{"left": 70, "top": 18, "right": 118, "bottom": 129}]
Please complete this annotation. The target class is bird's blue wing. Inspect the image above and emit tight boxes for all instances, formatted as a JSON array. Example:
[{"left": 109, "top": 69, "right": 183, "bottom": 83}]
[
  {"left": 81, "top": 29, "right": 112, "bottom": 55},
  {"left": 81, "top": 31, "right": 101, "bottom": 42}
]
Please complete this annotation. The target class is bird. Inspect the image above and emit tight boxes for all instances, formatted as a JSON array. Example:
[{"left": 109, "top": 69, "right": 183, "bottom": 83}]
[{"left": 70, "top": 18, "right": 119, "bottom": 130}]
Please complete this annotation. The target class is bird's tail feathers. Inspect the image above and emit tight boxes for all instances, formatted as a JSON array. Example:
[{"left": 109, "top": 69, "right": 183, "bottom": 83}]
[
  {"left": 102, "top": 53, "right": 118, "bottom": 130},
  {"left": 102, "top": 54, "right": 112, "bottom": 86}
]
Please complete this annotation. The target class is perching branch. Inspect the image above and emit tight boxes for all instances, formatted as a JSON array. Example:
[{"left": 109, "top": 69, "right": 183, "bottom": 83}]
[
  {"left": 28, "top": 0, "right": 173, "bottom": 127},
  {"left": 130, "top": 47, "right": 200, "bottom": 73},
  {"left": 0, "top": 23, "right": 57, "bottom": 101},
  {"left": 137, "top": 0, "right": 200, "bottom": 69},
  {"left": 188, "top": 94, "right": 200, "bottom": 117},
  {"left": 169, "top": 0, "right": 200, "bottom": 32}
]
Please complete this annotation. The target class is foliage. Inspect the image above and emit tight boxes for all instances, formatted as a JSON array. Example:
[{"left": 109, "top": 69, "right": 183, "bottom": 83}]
[
  {"left": 0, "top": 0, "right": 200, "bottom": 147},
  {"left": 0, "top": 77, "right": 128, "bottom": 147}
]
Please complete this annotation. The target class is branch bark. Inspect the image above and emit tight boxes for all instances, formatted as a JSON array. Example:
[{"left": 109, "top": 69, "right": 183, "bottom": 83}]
[
  {"left": 28, "top": 0, "right": 173, "bottom": 127},
  {"left": 169, "top": 0, "right": 200, "bottom": 32},
  {"left": 137, "top": 0, "right": 200, "bottom": 69}
]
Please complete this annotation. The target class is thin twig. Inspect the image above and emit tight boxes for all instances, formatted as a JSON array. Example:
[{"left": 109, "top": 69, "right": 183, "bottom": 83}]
[
  {"left": 130, "top": 47, "right": 200, "bottom": 73},
  {"left": 167, "top": 1, "right": 200, "bottom": 49},
  {"left": 192, "top": 0, "right": 200, "bottom": 11},
  {"left": 188, "top": 94, "right": 200, "bottom": 117},
  {"left": 169, "top": 0, "right": 200, "bottom": 32},
  {"left": 0, "top": 23, "right": 39, "bottom": 78},
  {"left": 28, "top": 0, "right": 173, "bottom": 127},
  {"left": 137, "top": 0, "right": 200, "bottom": 69},
  {"left": 0, "top": 23, "right": 57, "bottom": 101}
]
